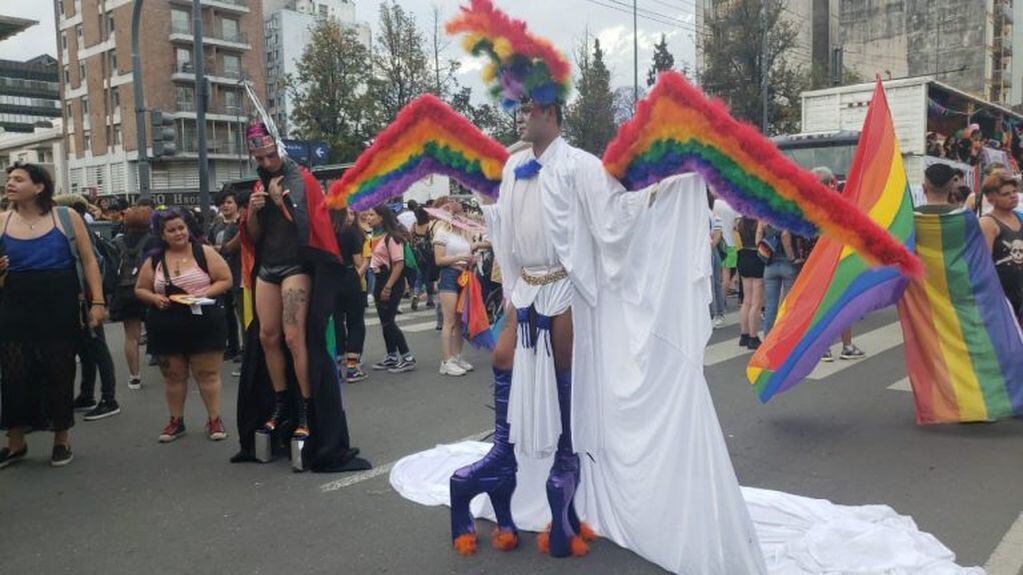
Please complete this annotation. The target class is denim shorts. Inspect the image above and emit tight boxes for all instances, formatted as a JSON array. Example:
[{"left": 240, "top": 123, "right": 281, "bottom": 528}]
[{"left": 437, "top": 267, "right": 463, "bottom": 293}]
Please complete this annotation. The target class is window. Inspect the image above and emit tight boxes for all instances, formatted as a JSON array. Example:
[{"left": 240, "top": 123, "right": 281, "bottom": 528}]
[
  {"left": 63, "top": 65, "right": 70, "bottom": 85},
  {"left": 319, "top": 4, "right": 328, "bottom": 17},
  {"left": 176, "top": 86, "right": 194, "bottom": 111},
  {"left": 221, "top": 18, "right": 239, "bottom": 42},
  {"left": 113, "top": 124, "right": 122, "bottom": 147},
  {"left": 171, "top": 9, "right": 189, "bottom": 34},
  {"left": 59, "top": 0, "right": 64, "bottom": 17},
  {"left": 80, "top": 96, "right": 89, "bottom": 115},
  {"left": 66, "top": 102, "right": 73, "bottom": 120},
  {"left": 107, "top": 50, "right": 117, "bottom": 73},
  {"left": 222, "top": 54, "right": 240, "bottom": 78},
  {"left": 223, "top": 89, "right": 240, "bottom": 113},
  {"left": 78, "top": 61, "right": 86, "bottom": 86},
  {"left": 107, "top": 14, "right": 115, "bottom": 35},
  {"left": 111, "top": 87, "right": 120, "bottom": 112},
  {"left": 61, "top": 33, "right": 67, "bottom": 52},
  {"left": 83, "top": 130, "right": 92, "bottom": 152},
  {"left": 75, "top": 24, "right": 82, "bottom": 44},
  {"left": 175, "top": 48, "right": 192, "bottom": 72}
]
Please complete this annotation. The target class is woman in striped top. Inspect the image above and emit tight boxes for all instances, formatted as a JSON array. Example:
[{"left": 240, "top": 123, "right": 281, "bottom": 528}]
[{"left": 135, "top": 208, "right": 233, "bottom": 443}]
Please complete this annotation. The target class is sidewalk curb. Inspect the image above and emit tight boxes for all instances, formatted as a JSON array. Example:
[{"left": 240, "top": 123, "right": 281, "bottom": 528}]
[{"left": 985, "top": 512, "right": 1023, "bottom": 575}]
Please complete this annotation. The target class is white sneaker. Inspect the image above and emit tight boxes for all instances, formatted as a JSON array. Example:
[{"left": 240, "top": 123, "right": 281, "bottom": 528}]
[
  {"left": 453, "top": 356, "right": 474, "bottom": 372},
  {"left": 439, "top": 359, "right": 467, "bottom": 377},
  {"left": 712, "top": 316, "right": 725, "bottom": 328}
]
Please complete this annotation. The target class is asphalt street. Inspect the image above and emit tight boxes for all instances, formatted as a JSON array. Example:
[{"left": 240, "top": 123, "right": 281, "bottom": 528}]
[{"left": 2, "top": 297, "right": 1021, "bottom": 574}]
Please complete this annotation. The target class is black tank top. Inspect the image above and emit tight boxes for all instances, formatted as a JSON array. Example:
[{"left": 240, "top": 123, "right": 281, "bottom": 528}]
[{"left": 986, "top": 213, "right": 1023, "bottom": 315}]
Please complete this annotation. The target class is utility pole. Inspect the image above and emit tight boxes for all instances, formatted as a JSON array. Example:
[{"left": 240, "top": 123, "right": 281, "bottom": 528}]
[
  {"left": 193, "top": 0, "right": 211, "bottom": 216},
  {"left": 760, "top": 1, "right": 770, "bottom": 134},
  {"left": 131, "top": 0, "right": 150, "bottom": 200},
  {"left": 633, "top": 0, "right": 639, "bottom": 112}
]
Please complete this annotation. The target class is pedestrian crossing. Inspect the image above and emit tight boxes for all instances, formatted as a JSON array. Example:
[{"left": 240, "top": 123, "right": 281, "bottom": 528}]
[
  {"left": 369, "top": 305, "right": 916, "bottom": 393},
  {"left": 705, "top": 310, "right": 914, "bottom": 393}
]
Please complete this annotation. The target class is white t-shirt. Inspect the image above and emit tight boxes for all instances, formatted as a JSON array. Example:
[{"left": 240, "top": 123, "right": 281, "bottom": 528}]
[
  {"left": 713, "top": 198, "right": 738, "bottom": 247},
  {"left": 397, "top": 210, "right": 416, "bottom": 231},
  {"left": 434, "top": 228, "right": 471, "bottom": 258}
]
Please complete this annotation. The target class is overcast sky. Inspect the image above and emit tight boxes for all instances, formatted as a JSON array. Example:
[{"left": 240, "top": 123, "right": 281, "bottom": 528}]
[{"left": 0, "top": 0, "right": 697, "bottom": 98}]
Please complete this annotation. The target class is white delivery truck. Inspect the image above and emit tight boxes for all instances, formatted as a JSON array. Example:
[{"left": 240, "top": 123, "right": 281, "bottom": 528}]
[{"left": 790, "top": 76, "right": 1023, "bottom": 203}]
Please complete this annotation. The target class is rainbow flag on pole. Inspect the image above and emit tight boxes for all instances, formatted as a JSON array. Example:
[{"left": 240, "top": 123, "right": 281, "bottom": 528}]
[
  {"left": 747, "top": 79, "right": 915, "bottom": 401},
  {"left": 896, "top": 211, "right": 1023, "bottom": 423}
]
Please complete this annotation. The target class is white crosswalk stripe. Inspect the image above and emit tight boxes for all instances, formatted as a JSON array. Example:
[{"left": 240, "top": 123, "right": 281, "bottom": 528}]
[
  {"left": 806, "top": 321, "right": 904, "bottom": 380},
  {"left": 887, "top": 378, "right": 912, "bottom": 392},
  {"left": 365, "top": 308, "right": 437, "bottom": 327}
]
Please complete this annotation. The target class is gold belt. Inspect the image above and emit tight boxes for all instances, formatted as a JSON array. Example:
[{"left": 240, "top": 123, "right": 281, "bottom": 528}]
[{"left": 519, "top": 267, "right": 568, "bottom": 286}]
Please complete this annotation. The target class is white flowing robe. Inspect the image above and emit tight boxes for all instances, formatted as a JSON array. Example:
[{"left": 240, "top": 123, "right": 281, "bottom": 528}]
[
  {"left": 391, "top": 139, "right": 981, "bottom": 575},
  {"left": 482, "top": 137, "right": 768, "bottom": 574}
]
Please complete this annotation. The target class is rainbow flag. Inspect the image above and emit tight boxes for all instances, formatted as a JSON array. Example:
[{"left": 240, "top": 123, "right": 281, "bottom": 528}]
[
  {"left": 326, "top": 94, "right": 508, "bottom": 211},
  {"left": 603, "top": 72, "right": 921, "bottom": 276},
  {"left": 747, "top": 79, "right": 915, "bottom": 401},
  {"left": 896, "top": 210, "right": 1023, "bottom": 423}
]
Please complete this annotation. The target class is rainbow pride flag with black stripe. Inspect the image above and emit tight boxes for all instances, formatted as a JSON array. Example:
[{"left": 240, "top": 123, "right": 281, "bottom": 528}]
[{"left": 896, "top": 211, "right": 1023, "bottom": 423}]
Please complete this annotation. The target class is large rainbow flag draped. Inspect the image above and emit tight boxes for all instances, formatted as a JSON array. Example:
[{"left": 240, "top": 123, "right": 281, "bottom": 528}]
[
  {"left": 603, "top": 72, "right": 921, "bottom": 276},
  {"left": 747, "top": 79, "right": 915, "bottom": 402},
  {"left": 326, "top": 94, "right": 508, "bottom": 210},
  {"left": 896, "top": 211, "right": 1023, "bottom": 423}
]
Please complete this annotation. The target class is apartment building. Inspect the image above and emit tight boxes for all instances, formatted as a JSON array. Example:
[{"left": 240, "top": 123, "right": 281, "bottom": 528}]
[{"left": 56, "top": 0, "right": 266, "bottom": 200}]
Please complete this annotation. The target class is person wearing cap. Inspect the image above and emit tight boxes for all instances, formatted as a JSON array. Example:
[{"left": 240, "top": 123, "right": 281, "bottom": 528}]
[{"left": 231, "top": 121, "right": 369, "bottom": 472}]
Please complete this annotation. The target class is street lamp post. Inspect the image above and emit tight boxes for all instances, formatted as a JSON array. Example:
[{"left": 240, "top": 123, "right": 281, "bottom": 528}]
[
  {"left": 131, "top": 0, "right": 150, "bottom": 200},
  {"left": 193, "top": 0, "right": 211, "bottom": 215}
]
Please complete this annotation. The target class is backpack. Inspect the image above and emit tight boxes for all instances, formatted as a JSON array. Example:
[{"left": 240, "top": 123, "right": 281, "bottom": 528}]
[
  {"left": 54, "top": 206, "right": 110, "bottom": 301},
  {"left": 385, "top": 235, "right": 418, "bottom": 273},
  {"left": 115, "top": 233, "right": 151, "bottom": 289},
  {"left": 92, "top": 232, "right": 120, "bottom": 298}
]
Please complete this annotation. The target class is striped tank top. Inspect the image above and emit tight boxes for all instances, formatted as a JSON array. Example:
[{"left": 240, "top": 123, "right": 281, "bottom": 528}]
[{"left": 154, "top": 262, "right": 212, "bottom": 296}]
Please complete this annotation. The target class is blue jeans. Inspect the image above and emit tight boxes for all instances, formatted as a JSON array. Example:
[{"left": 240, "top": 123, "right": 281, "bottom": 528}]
[
  {"left": 763, "top": 260, "right": 798, "bottom": 335},
  {"left": 710, "top": 246, "right": 727, "bottom": 317}
]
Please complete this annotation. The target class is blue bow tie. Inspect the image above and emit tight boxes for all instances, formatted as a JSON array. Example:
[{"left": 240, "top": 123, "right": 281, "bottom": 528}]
[{"left": 514, "top": 159, "right": 542, "bottom": 181}]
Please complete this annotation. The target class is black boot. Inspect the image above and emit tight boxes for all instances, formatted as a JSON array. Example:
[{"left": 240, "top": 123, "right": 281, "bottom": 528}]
[
  {"left": 293, "top": 398, "right": 310, "bottom": 439},
  {"left": 263, "top": 390, "right": 289, "bottom": 432}
]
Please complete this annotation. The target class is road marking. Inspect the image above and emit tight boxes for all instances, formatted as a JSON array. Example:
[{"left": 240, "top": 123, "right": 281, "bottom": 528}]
[
  {"left": 806, "top": 321, "right": 904, "bottom": 380},
  {"left": 985, "top": 512, "right": 1023, "bottom": 575},
  {"left": 403, "top": 321, "right": 443, "bottom": 333},
  {"left": 704, "top": 335, "right": 752, "bottom": 366},
  {"left": 365, "top": 309, "right": 437, "bottom": 327},
  {"left": 887, "top": 378, "right": 912, "bottom": 392},
  {"left": 320, "top": 429, "right": 492, "bottom": 493}
]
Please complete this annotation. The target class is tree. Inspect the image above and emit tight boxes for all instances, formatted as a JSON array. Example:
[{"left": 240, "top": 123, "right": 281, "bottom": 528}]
[
  {"left": 429, "top": 6, "right": 461, "bottom": 99},
  {"left": 646, "top": 34, "right": 675, "bottom": 87},
  {"left": 565, "top": 37, "right": 617, "bottom": 155},
  {"left": 698, "top": 0, "right": 806, "bottom": 134},
  {"left": 370, "top": 1, "right": 432, "bottom": 123},
  {"left": 288, "top": 18, "right": 377, "bottom": 163}
]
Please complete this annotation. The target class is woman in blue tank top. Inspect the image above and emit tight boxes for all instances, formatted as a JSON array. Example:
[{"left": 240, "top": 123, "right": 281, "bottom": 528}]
[{"left": 0, "top": 162, "right": 105, "bottom": 469}]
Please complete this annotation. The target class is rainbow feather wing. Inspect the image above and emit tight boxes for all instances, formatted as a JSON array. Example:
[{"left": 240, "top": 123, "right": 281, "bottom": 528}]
[
  {"left": 603, "top": 71, "right": 922, "bottom": 277},
  {"left": 327, "top": 94, "right": 508, "bottom": 210}
]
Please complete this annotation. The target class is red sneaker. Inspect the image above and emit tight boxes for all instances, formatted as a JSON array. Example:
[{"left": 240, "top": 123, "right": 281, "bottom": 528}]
[
  {"left": 206, "top": 417, "right": 228, "bottom": 441},
  {"left": 158, "top": 417, "right": 185, "bottom": 443}
]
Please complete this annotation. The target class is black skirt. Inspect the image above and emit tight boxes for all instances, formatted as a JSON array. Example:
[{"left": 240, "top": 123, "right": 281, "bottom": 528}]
[
  {"left": 109, "top": 285, "right": 147, "bottom": 322},
  {"left": 146, "top": 301, "right": 227, "bottom": 356},
  {"left": 0, "top": 268, "right": 82, "bottom": 432},
  {"left": 737, "top": 249, "right": 765, "bottom": 280}
]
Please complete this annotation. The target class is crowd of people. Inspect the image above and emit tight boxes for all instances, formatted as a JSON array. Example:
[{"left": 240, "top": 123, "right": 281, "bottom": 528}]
[
  {"left": 0, "top": 154, "right": 495, "bottom": 467},
  {"left": 708, "top": 166, "right": 865, "bottom": 360}
]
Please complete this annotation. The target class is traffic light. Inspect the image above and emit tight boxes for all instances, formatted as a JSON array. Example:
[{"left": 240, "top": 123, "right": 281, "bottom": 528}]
[{"left": 150, "top": 109, "right": 177, "bottom": 157}]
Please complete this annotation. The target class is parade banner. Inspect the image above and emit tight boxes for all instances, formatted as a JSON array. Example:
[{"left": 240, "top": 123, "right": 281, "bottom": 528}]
[
  {"left": 748, "top": 79, "right": 915, "bottom": 401},
  {"left": 896, "top": 210, "right": 1023, "bottom": 423}
]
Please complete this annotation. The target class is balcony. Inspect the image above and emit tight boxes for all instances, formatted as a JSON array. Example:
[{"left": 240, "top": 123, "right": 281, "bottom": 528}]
[
  {"left": 171, "top": 62, "right": 243, "bottom": 84},
  {"left": 169, "top": 23, "right": 251, "bottom": 51},
  {"left": 175, "top": 101, "right": 247, "bottom": 120},
  {"left": 169, "top": 0, "right": 249, "bottom": 13}
]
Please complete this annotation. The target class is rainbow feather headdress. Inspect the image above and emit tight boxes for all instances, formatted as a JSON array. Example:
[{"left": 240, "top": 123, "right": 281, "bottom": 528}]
[
  {"left": 446, "top": 0, "right": 571, "bottom": 110},
  {"left": 603, "top": 71, "right": 922, "bottom": 276},
  {"left": 326, "top": 94, "right": 509, "bottom": 210}
]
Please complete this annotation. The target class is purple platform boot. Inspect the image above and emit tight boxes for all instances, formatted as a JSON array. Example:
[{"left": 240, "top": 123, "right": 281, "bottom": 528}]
[
  {"left": 450, "top": 367, "right": 519, "bottom": 554},
  {"left": 539, "top": 368, "right": 595, "bottom": 557}
]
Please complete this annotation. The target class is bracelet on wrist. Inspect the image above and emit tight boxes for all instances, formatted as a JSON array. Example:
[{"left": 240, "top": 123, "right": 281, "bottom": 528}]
[{"left": 91, "top": 301, "right": 106, "bottom": 307}]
